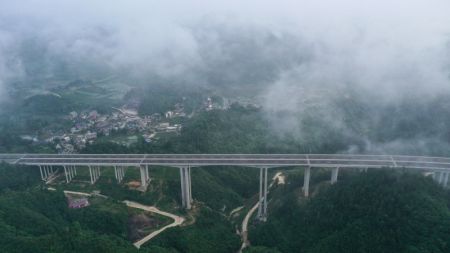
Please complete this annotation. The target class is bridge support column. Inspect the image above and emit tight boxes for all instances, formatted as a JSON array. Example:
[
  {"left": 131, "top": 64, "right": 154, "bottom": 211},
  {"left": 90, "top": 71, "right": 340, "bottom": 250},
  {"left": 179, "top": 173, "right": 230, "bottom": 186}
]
[
  {"left": 63, "top": 166, "right": 70, "bottom": 183},
  {"left": 443, "top": 172, "right": 449, "bottom": 188},
  {"left": 138, "top": 165, "right": 150, "bottom": 191},
  {"left": 89, "top": 166, "right": 93, "bottom": 184},
  {"left": 439, "top": 172, "right": 445, "bottom": 185},
  {"left": 303, "top": 167, "right": 311, "bottom": 198},
  {"left": 70, "top": 166, "right": 75, "bottom": 180},
  {"left": 38, "top": 165, "right": 56, "bottom": 182},
  {"left": 331, "top": 167, "right": 339, "bottom": 184},
  {"left": 180, "top": 167, "right": 186, "bottom": 208},
  {"left": 89, "top": 166, "right": 100, "bottom": 184},
  {"left": 257, "top": 167, "right": 268, "bottom": 221},
  {"left": 68, "top": 166, "right": 73, "bottom": 182},
  {"left": 48, "top": 166, "right": 58, "bottom": 181},
  {"left": 179, "top": 167, "right": 192, "bottom": 209},
  {"left": 116, "top": 166, "right": 125, "bottom": 183},
  {"left": 45, "top": 166, "right": 50, "bottom": 179},
  {"left": 185, "top": 167, "right": 192, "bottom": 208},
  {"left": 145, "top": 165, "right": 150, "bottom": 182},
  {"left": 39, "top": 166, "right": 44, "bottom": 180},
  {"left": 115, "top": 166, "right": 124, "bottom": 183},
  {"left": 43, "top": 166, "right": 48, "bottom": 180},
  {"left": 188, "top": 167, "right": 192, "bottom": 204},
  {"left": 434, "top": 171, "right": 442, "bottom": 184}
]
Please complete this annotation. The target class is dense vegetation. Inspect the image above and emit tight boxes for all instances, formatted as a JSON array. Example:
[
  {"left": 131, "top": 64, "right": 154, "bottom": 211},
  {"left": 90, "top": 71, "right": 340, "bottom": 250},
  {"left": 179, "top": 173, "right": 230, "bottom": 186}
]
[
  {"left": 2, "top": 91, "right": 450, "bottom": 252},
  {"left": 0, "top": 165, "right": 137, "bottom": 253},
  {"left": 248, "top": 171, "right": 450, "bottom": 253},
  {"left": 0, "top": 163, "right": 40, "bottom": 191}
]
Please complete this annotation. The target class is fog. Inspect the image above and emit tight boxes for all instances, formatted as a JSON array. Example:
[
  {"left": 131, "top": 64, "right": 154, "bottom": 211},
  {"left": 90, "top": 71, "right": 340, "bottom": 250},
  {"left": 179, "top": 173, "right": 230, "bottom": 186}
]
[{"left": 1, "top": 0, "right": 450, "bottom": 154}]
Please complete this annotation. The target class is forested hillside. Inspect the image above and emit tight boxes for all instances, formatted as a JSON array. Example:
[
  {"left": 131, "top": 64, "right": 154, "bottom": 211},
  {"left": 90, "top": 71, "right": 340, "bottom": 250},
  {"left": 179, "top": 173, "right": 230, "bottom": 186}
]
[
  {"left": 3, "top": 106, "right": 450, "bottom": 252},
  {"left": 248, "top": 171, "right": 450, "bottom": 253}
]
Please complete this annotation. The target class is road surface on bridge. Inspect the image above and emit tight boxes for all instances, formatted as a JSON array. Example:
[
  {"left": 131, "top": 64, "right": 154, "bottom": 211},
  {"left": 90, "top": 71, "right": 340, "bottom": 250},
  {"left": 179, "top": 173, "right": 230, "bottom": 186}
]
[{"left": 2, "top": 153, "right": 450, "bottom": 171}]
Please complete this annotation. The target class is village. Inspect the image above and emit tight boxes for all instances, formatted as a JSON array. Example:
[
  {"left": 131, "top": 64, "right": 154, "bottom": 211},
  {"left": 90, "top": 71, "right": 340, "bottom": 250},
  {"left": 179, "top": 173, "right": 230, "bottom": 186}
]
[
  {"left": 57, "top": 102, "right": 186, "bottom": 153},
  {"left": 20, "top": 96, "right": 229, "bottom": 153}
]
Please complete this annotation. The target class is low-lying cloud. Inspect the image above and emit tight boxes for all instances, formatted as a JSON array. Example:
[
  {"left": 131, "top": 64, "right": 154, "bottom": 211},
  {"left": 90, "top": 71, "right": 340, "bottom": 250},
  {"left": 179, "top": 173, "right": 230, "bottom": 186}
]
[{"left": 1, "top": 0, "right": 450, "bottom": 154}]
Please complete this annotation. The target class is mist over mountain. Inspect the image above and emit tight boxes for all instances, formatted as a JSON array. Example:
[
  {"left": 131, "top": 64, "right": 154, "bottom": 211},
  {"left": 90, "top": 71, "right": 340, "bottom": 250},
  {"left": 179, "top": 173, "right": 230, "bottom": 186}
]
[
  {"left": 1, "top": 0, "right": 450, "bottom": 154},
  {"left": 2, "top": 2, "right": 450, "bottom": 253}
]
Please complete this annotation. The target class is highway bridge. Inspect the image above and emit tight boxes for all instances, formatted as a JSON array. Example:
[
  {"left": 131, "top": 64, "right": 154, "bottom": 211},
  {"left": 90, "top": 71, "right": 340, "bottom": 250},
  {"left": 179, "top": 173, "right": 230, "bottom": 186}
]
[{"left": 1, "top": 153, "right": 450, "bottom": 220}]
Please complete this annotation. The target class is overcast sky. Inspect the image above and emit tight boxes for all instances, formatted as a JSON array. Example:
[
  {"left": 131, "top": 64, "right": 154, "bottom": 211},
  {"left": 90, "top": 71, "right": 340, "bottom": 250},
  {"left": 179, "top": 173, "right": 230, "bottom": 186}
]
[
  {"left": 1, "top": 0, "right": 450, "bottom": 153},
  {"left": 1, "top": 0, "right": 449, "bottom": 88}
]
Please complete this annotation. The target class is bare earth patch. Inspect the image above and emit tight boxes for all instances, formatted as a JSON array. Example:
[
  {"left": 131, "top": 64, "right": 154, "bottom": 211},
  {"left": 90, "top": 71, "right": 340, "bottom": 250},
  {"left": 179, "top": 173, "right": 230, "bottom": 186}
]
[{"left": 127, "top": 213, "right": 166, "bottom": 241}]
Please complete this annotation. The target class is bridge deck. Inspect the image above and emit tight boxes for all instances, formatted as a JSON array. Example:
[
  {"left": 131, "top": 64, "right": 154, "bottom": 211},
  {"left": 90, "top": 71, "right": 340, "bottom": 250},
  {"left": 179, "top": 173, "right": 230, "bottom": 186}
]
[{"left": 1, "top": 154, "right": 450, "bottom": 170}]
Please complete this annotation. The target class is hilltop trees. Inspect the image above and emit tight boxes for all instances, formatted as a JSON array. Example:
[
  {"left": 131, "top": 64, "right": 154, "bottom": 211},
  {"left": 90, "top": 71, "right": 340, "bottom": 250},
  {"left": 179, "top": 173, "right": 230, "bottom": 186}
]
[{"left": 249, "top": 171, "right": 450, "bottom": 253}]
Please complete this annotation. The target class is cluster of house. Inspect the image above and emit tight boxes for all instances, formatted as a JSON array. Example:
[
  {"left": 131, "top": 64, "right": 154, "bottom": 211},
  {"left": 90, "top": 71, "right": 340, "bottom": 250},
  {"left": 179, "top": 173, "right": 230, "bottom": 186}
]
[
  {"left": 68, "top": 108, "right": 153, "bottom": 136},
  {"left": 57, "top": 106, "right": 183, "bottom": 152},
  {"left": 20, "top": 97, "right": 231, "bottom": 153}
]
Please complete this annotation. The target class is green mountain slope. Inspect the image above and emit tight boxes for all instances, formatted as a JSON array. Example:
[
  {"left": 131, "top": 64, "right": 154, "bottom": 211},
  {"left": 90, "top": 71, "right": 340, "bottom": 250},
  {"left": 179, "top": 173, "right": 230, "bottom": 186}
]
[{"left": 248, "top": 171, "right": 450, "bottom": 253}]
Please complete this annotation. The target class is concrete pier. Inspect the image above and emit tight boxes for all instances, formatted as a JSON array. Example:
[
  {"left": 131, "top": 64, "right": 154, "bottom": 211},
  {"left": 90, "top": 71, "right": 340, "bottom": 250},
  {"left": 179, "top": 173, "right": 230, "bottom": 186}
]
[
  {"left": 257, "top": 167, "right": 268, "bottom": 220},
  {"left": 89, "top": 166, "right": 94, "bottom": 184},
  {"left": 139, "top": 165, "right": 150, "bottom": 191},
  {"left": 88, "top": 166, "right": 100, "bottom": 184},
  {"left": 39, "top": 165, "right": 57, "bottom": 182},
  {"left": 179, "top": 166, "right": 192, "bottom": 209},
  {"left": 331, "top": 167, "right": 339, "bottom": 184},
  {"left": 303, "top": 167, "right": 311, "bottom": 197},
  {"left": 63, "top": 166, "right": 69, "bottom": 183},
  {"left": 114, "top": 166, "right": 125, "bottom": 183},
  {"left": 443, "top": 172, "right": 449, "bottom": 188},
  {"left": 39, "top": 165, "right": 44, "bottom": 180}
]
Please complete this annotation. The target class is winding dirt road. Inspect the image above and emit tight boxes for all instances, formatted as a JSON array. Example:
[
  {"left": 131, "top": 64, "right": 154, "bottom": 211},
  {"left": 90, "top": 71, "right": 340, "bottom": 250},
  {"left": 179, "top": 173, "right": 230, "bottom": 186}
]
[
  {"left": 61, "top": 190, "right": 185, "bottom": 249},
  {"left": 123, "top": 200, "right": 185, "bottom": 249}
]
